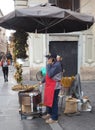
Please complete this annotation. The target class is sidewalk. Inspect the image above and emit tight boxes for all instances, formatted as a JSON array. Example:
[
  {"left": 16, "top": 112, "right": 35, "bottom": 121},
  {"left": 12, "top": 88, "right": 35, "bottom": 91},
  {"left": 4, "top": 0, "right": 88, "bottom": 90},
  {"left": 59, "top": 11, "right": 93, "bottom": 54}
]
[{"left": 0, "top": 66, "right": 95, "bottom": 130}]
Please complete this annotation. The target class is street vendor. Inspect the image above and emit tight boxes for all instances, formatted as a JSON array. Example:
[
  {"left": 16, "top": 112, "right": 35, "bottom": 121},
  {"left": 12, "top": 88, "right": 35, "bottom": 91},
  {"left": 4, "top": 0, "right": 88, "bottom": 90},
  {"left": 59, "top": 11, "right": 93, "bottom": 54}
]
[{"left": 40, "top": 53, "right": 63, "bottom": 124}]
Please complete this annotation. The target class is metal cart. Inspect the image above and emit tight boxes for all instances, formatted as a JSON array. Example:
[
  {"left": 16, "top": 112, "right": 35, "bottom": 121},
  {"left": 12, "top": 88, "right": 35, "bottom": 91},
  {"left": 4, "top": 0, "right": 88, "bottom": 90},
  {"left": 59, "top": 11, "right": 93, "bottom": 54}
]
[{"left": 18, "top": 90, "right": 42, "bottom": 119}]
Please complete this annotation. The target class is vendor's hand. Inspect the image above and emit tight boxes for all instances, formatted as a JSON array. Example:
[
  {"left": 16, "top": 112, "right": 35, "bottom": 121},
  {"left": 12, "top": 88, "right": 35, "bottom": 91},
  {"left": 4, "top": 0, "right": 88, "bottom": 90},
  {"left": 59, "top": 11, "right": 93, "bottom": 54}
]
[{"left": 39, "top": 81, "right": 42, "bottom": 85}]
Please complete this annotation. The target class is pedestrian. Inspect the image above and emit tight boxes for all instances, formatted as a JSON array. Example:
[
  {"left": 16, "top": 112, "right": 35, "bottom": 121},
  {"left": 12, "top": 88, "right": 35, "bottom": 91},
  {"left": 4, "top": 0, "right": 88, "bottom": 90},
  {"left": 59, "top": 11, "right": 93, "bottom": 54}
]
[
  {"left": 40, "top": 53, "right": 63, "bottom": 124},
  {"left": 6, "top": 51, "right": 12, "bottom": 65},
  {"left": 1, "top": 54, "right": 9, "bottom": 82}
]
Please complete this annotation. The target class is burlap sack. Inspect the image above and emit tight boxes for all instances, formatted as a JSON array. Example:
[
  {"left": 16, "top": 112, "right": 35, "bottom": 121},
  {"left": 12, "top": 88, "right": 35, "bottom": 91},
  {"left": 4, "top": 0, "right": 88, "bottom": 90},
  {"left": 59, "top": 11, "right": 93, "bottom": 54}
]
[{"left": 64, "top": 97, "right": 78, "bottom": 114}]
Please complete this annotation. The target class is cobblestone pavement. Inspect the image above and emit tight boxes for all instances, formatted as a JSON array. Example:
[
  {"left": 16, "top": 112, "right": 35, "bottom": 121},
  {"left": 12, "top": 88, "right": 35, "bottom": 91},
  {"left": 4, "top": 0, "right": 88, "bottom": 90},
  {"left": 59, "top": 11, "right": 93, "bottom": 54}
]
[{"left": 0, "top": 66, "right": 95, "bottom": 130}]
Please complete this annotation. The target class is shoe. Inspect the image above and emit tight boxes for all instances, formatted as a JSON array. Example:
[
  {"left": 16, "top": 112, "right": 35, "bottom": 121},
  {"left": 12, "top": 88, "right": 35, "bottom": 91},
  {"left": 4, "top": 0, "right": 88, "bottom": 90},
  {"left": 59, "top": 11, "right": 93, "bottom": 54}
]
[
  {"left": 4, "top": 79, "right": 7, "bottom": 82},
  {"left": 5, "top": 79, "right": 8, "bottom": 82},
  {"left": 42, "top": 114, "right": 51, "bottom": 120},
  {"left": 45, "top": 118, "right": 58, "bottom": 124},
  {"left": 5, "top": 76, "right": 8, "bottom": 81}
]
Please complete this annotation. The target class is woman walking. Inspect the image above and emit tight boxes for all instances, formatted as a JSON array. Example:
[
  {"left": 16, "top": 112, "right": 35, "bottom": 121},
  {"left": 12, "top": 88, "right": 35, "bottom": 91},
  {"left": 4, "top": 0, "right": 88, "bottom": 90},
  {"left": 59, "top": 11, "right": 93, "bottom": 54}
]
[{"left": 1, "top": 54, "right": 9, "bottom": 82}]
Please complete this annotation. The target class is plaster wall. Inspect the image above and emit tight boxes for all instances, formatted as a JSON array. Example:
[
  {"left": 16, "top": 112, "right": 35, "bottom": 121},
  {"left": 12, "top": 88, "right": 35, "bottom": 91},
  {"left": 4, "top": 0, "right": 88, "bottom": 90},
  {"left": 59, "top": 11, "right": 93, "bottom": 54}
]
[{"left": 80, "top": 0, "right": 95, "bottom": 80}]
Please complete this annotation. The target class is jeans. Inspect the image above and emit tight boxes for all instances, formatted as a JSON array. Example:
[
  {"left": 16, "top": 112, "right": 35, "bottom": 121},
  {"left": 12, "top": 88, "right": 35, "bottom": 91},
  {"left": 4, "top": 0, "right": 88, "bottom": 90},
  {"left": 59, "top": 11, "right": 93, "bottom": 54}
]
[
  {"left": 47, "top": 89, "right": 60, "bottom": 120},
  {"left": 2, "top": 67, "right": 8, "bottom": 81}
]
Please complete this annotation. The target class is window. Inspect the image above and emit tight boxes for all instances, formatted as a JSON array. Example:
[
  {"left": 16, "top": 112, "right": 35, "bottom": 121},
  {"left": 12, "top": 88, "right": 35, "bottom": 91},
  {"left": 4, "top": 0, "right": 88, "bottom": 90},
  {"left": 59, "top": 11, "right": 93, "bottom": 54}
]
[
  {"left": 85, "top": 36, "right": 93, "bottom": 63},
  {"left": 48, "top": 0, "right": 80, "bottom": 12}
]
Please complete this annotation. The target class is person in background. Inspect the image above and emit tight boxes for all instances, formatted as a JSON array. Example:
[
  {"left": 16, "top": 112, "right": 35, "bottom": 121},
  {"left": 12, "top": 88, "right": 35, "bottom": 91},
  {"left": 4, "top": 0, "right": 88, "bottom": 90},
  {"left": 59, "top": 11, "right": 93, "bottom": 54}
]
[
  {"left": 1, "top": 54, "right": 9, "bottom": 82},
  {"left": 6, "top": 51, "right": 12, "bottom": 65},
  {"left": 56, "top": 55, "right": 62, "bottom": 61},
  {"left": 56, "top": 55, "right": 65, "bottom": 74},
  {"left": 56, "top": 55, "right": 63, "bottom": 71},
  {"left": 40, "top": 53, "right": 63, "bottom": 124}
]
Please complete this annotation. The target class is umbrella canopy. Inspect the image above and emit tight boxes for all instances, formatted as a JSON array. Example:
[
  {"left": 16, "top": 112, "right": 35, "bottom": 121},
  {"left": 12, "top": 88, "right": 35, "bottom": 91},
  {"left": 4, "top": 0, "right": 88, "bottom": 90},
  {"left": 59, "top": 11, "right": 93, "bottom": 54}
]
[{"left": 0, "top": 3, "right": 94, "bottom": 33}]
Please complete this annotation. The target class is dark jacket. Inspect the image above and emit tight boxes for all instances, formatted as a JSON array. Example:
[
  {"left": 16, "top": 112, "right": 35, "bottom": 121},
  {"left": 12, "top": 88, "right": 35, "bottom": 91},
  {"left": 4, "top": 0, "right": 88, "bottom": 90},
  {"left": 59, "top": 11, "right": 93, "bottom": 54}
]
[
  {"left": 47, "top": 61, "right": 62, "bottom": 78},
  {"left": 42, "top": 61, "right": 63, "bottom": 84}
]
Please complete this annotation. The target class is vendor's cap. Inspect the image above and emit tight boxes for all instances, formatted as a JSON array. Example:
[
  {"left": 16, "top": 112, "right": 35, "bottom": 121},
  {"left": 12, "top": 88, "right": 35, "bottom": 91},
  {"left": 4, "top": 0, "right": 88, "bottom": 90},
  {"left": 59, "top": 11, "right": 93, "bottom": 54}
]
[
  {"left": 45, "top": 54, "right": 51, "bottom": 58},
  {"left": 45, "top": 53, "right": 57, "bottom": 59}
]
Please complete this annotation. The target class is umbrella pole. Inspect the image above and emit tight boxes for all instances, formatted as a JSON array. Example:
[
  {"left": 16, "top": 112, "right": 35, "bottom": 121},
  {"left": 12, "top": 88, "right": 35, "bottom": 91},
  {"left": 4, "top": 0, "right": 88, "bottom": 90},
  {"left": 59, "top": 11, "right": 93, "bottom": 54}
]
[
  {"left": 45, "top": 29, "right": 48, "bottom": 55},
  {"left": 45, "top": 29, "right": 49, "bottom": 66}
]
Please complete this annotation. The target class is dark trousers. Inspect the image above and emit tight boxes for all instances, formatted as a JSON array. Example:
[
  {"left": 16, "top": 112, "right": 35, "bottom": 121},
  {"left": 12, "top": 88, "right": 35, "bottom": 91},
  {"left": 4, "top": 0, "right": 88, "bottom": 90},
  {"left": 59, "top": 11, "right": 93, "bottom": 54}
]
[
  {"left": 2, "top": 67, "right": 8, "bottom": 81},
  {"left": 47, "top": 89, "right": 60, "bottom": 120}
]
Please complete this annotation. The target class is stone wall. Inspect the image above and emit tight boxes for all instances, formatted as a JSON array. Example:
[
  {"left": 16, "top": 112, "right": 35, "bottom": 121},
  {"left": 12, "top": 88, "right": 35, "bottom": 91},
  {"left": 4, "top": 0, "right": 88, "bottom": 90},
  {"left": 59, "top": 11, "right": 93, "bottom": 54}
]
[{"left": 80, "top": 66, "right": 95, "bottom": 81}]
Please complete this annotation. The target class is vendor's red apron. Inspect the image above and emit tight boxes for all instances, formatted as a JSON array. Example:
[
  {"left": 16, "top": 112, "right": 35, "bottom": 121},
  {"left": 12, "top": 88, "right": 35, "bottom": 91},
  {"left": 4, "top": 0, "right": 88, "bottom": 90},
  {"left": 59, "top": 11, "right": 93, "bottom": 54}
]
[{"left": 44, "top": 74, "right": 56, "bottom": 107}]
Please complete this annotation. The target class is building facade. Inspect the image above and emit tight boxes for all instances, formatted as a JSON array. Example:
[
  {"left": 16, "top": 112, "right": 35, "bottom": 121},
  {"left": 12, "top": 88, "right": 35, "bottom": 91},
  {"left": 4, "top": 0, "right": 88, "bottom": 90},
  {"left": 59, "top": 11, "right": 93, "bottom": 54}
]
[
  {"left": 14, "top": 0, "right": 95, "bottom": 80},
  {"left": 0, "top": 10, "right": 7, "bottom": 57}
]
